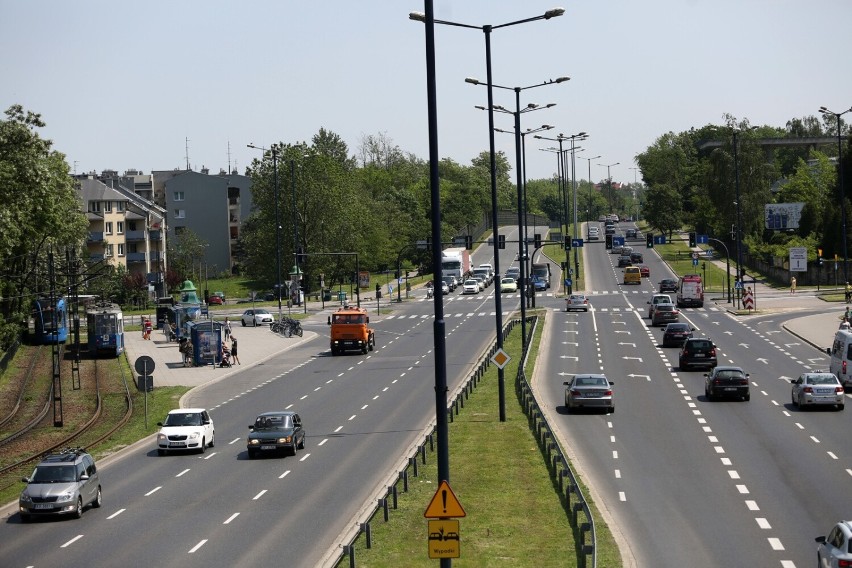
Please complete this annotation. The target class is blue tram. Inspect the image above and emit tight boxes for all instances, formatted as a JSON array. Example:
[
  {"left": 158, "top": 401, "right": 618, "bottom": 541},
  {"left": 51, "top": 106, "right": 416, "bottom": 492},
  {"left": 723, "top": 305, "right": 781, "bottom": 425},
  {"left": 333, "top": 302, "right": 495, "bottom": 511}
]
[
  {"left": 31, "top": 297, "right": 68, "bottom": 344},
  {"left": 86, "top": 302, "right": 124, "bottom": 357}
]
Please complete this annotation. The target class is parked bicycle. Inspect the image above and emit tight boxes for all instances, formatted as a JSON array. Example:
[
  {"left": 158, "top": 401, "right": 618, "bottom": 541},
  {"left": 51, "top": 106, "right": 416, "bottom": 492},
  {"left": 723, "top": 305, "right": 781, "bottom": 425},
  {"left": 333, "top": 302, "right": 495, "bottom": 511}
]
[{"left": 271, "top": 317, "right": 303, "bottom": 337}]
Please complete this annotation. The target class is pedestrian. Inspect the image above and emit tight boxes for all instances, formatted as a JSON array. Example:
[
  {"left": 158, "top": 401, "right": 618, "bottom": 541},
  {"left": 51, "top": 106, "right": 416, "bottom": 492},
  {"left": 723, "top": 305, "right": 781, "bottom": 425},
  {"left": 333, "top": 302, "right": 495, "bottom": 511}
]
[
  {"left": 230, "top": 336, "right": 240, "bottom": 365},
  {"left": 790, "top": 276, "right": 796, "bottom": 294},
  {"left": 845, "top": 281, "right": 851, "bottom": 304},
  {"left": 224, "top": 317, "right": 232, "bottom": 341},
  {"left": 163, "top": 320, "right": 172, "bottom": 342},
  {"left": 143, "top": 317, "right": 153, "bottom": 340}
]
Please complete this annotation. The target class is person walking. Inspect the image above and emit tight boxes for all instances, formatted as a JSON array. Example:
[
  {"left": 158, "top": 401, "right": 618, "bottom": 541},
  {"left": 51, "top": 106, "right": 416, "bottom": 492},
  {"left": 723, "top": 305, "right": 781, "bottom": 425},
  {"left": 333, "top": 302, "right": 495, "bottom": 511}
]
[
  {"left": 845, "top": 281, "right": 851, "bottom": 304},
  {"left": 790, "top": 276, "right": 796, "bottom": 294},
  {"left": 230, "top": 336, "right": 240, "bottom": 365},
  {"left": 224, "top": 317, "right": 232, "bottom": 341},
  {"left": 143, "top": 317, "right": 153, "bottom": 340}
]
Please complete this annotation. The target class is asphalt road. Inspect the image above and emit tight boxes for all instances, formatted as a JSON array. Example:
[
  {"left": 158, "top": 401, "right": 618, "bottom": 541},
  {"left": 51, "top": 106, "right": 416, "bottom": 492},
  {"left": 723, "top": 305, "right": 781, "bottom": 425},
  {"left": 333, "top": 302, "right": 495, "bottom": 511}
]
[
  {"left": 535, "top": 222, "right": 852, "bottom": 568},
  {"left": 1, "top": 225, "right": 554, "bottom": 568}
]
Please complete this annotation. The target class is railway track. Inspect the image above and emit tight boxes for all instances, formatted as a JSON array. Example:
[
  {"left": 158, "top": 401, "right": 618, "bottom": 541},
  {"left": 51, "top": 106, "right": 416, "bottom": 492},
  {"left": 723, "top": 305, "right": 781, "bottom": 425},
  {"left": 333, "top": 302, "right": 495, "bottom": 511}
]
[
  {"left": 0, "top": 352, "right": 133, "bottom": 492},
  {"left": 0, "top": 346, "right": 45, "bottom": 432}
]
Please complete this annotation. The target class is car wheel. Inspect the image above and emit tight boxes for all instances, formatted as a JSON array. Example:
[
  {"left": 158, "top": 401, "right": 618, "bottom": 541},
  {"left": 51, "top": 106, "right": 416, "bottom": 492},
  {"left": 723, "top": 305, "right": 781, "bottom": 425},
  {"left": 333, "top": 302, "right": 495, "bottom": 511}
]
[
  {"left": 209, "top": 432, "right": 215, "bottom": 448},
  {"left": 199, "top": 438, "right": 206, "bottom": 454},
  {"left": 20, "top": 514, "right": 31, "bottom": 523},
  {"left": 241, "top": 320, "right": 246, "bottom": 327},
  {"left": 92, "top": 486, "right": 102, "bottom": 508},
  {"left": 289, "top": 442, "right": 298, "bottom": 457},
  {"left": 298, "top": 435, "right": 305, "bottom": 450},
  {"left": 74, "top": 497, "right": 83, "bottom": 519},
  {"left": 706, "top": 388, "right": 714, "bottom": 401},
  {"left": 743, "top": 393, "right": 750, "bottom": 402},
  {"left": 837, "top": 403, "right": 845, "bottom": 411},
  {"left": 792, "top": 392, "right": 798, "bottom": 407},
  {"left": 157, "top": 449, "right": 166, "bottom": 456},
  {"left": 248, "top": 450, "right": 256, "bottom": 459}
]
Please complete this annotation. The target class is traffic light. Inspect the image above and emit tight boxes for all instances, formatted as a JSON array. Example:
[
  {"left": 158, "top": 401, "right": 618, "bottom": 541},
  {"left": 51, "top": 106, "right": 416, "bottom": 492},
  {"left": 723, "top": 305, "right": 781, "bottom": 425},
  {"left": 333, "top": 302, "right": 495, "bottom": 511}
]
[
  {"left": 534, "top": 233, "right": 542, "bottom": 249},
  {"left": 646, "top": 233, "right": 654, "bottom": 248},
  {"left": 498, "top": 234, "right": 506, "bottom": 249},
  {"left": 425, "top": 237, "right": 432, "bottom": 252},
  {"left": 605, "top": 234, "right": 613, "bottom": 250},
  {"left": 465, "top": 235, "right": 473, "bottom": 250},
  {"left": 564, "top": 236, "right": 571, "bottom": 251},
  {"left": 688, "top": 232, "right": 697, "bottom": 248},
  {"left": 818, "top": 257, "right": 824, "bottom": 267},
  {"left": 296, "top": 246, "right": 306, "bottom": 265}
]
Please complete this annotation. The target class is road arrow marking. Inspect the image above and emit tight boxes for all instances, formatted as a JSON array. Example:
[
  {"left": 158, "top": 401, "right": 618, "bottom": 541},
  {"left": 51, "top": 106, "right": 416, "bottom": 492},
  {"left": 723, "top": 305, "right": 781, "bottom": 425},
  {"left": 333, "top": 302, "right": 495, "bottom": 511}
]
[
  {"left": 563, "top": 341, "right": 579, "bottom": 346},
  {"left": 784, "top": 342, "right": 801, "bottom": 347},
  {"left": 724, "top": 331, "right": 733, "bottom": 335},
  {"left": 614, "top": 330, "right": 631, "bottom": 334},
  {"left": 623, "top": 356, "right": 644, "bottom": 362},
  {"left": 756, "top": 358, "right": 768, "bottom": 364},
  {"left": 561, "top": 355, "right": 579, "bottom": 361},
  {"left": 739, "top": 343, "right": 749, "bottom": 349},
  {"left": 628, "top": 373, "right": 650, "bottom": 381},
  {"left": 618, "top": 342, "right": 636, "bottom": 347}
]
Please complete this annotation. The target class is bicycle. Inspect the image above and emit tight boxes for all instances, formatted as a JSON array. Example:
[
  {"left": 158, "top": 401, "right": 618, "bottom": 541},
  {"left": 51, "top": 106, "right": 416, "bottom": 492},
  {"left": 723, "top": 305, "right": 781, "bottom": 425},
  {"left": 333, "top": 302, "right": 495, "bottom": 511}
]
[{"left": 272, "top": 317, "right": 303, "bottom": 337}]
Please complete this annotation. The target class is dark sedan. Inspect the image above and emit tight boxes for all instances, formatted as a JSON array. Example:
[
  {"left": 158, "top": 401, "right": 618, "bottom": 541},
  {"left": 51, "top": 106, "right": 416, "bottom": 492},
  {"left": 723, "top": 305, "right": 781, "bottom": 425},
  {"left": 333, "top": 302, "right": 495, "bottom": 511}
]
[
  {"left": 659, "top": 278, "right": 678, "bottom": 293},
  {"left": 704, "top": 366, "right": 750, "bottom": 401},
  {"left": 651, "top": 304, "right": 680, "bottom": 327},
  {"left": 661, "top": 322, "right": 694, "bottom": 347},
  {"left": 247, "top": 411, "right": 306, "bottom": 458}
]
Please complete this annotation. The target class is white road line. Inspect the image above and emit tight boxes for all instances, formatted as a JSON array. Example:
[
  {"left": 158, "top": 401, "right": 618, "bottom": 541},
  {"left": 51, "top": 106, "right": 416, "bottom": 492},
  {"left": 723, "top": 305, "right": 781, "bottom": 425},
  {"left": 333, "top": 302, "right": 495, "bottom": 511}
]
[
  {"left": 188, "top": 540, "right": 208, "bottom": 553},
  {"left": 107, "top": 509, "right": 125, "bottom": 519},
  {"left": 253, "top": 490, "right": 267, "bottom": 500},
  {"left": 745, "top": 500, "right": 759, "bottom": 511},
  {"left": 61, "top": 535, "right": 84, "bottom": 548},
  {"left": 619, "top": 492, "right": 627, "bottom": 501},
  {"left": 318, "top": 439, "right": 328, "bottom": 446},
  {"left": 348, "top": 415, "right": 356, "bottom": 421},
  {"left": 728, "top": 470, "right": 741, "bottom": 479},
  {"left": 755, "top": 517, "right": 771, "bottom": 529},
  {"left": 229, "top": 438, "right": 241, "bottom": 445},
  {"left": 614, "top": 469, "right": 621, "bottom": 478},
  {"left": 224, "top": 513, "right": 240, "bottom": 524},
  {"left": 145, "top": 486, "right": 161, "bottom": 496},
  {"left": 767, "top": 537, "right": 784, "bottom": 551},
  {"left": 810, "top": 435, "right": 821, "bottom": 443},
  {"left": 279, "top": 470, "right": 291, "bottom": 478},
  {"left": 299, "top": 453, "right": 311, "bottom": 462},
  {"left": 176, "top": 469, "right": 190, "bottom": 477},
  {"left": 203, "top": 453, "right": 216, "bottom": 460},
  {"left": 334, "top": 426, "right": 343, "bottom": 432},
  {"left": 736, "top": 485, "right": 749, "bottom": 494}
]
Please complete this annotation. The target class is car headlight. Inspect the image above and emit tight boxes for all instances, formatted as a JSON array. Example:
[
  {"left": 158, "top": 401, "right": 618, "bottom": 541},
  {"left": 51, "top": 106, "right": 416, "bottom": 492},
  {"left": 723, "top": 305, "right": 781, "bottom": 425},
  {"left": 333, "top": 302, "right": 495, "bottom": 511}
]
[
  {"left": 188, "top": 432, "right": 200, "bottom": 439},
  {"left": 157, "top": 433, "right": 167, "bottom": 442},
  {"left": 277, "top": 436, "right": 292, "bottom": 444},
  {"left": 19, "top": 493, "right": 32, "bottom": 505},
  {"left": 248, "top": 439, "right": 259, "bottom": 445},
  {"left": 57, "top": 490, "right": 75, "bottom": 502}
]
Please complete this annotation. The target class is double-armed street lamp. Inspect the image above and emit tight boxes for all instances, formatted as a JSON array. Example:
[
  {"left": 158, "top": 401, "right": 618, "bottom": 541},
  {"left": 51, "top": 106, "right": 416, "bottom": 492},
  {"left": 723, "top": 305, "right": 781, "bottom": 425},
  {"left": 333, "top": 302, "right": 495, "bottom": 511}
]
[
  {"left": 247, "top": 143, "right": 284, "bottom": 322},
  {"left": 598, "top": 161, "right": 620, "bottom": 215},
  {"left": 580, "top": 155, "right": 601, "bottom": 223},
  {"left": 731, "top": 126, "right": 757, "bottom": 300},
  {"left": 819, "top": 105, "right": 852, "bottom": 282},
  {"left": 410, "top": 7, "right": 564, "bottom": 428}
]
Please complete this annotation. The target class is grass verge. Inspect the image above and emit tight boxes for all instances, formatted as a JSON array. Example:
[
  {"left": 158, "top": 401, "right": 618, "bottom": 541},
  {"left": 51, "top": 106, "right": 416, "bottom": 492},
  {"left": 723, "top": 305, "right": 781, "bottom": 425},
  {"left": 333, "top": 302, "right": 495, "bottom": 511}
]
[{"left": 344, "top": 313, "right": 620, "bottom": 567}]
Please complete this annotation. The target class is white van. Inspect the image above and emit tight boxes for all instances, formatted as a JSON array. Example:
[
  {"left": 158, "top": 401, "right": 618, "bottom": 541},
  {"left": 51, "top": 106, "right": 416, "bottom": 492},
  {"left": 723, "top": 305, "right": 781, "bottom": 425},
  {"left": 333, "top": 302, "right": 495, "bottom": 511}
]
[{"left": 828, "top": 328, "right": 852, "bottom": 389}]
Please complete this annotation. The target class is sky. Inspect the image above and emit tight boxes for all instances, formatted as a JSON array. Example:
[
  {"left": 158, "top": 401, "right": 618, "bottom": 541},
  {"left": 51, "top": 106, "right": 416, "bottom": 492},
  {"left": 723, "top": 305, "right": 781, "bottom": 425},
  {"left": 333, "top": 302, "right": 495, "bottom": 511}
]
[{"left": 3, "top": 0, "right": 851, "bottom": 186}]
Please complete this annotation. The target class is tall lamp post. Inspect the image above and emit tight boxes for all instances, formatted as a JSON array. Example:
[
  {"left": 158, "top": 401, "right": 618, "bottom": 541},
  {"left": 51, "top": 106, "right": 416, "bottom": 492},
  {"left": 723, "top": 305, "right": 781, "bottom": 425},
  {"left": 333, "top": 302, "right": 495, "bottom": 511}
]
[
  {"left": 539, "top": 146, "right": 569, "bottom": 276},
  {"left": 247, "top": 143, "right": 283, "bottom": 323},
  {"left": 598, "top": 162, "right": 620, "bottom": 215},
  {"left": 470, "top": 78, "right": 564, "bottom": 352},
  {"left": 580, "top": 155, "right": 601, "bottom": 223},
  {"left": 411, "top": 6, "right": 564, "bottom": 425},
  {"left": 819, "top": 105, "right": 852, "bottom": 283},
  {"left": 731, "top": 126, "right": 756, "bottom": 305}
]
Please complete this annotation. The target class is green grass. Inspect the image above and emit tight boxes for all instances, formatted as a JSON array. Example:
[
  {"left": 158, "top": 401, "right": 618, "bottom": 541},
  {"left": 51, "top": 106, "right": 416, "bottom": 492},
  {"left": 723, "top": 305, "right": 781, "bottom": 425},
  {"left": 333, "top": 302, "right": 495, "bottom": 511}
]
[{"left": 344, "top": 314, "right": 620, "bottom": 568}]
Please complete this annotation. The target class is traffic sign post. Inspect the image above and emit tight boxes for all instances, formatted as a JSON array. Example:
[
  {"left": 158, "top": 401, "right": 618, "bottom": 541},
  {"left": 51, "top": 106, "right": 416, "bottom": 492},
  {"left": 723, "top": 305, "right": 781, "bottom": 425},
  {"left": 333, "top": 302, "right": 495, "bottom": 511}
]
[
  {"left": 427, "top": 520, "right": 460, "bottom": 559},
  {"left": 134, "top": 355, "right": 155, "bottom": 428}
]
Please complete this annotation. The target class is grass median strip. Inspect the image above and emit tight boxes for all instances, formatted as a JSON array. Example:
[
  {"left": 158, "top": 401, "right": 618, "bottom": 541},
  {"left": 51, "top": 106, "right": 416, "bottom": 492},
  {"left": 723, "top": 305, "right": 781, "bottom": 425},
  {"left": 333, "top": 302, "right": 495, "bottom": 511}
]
[{"left": 346, "top": 315, "right": 620, "bottom": 567}]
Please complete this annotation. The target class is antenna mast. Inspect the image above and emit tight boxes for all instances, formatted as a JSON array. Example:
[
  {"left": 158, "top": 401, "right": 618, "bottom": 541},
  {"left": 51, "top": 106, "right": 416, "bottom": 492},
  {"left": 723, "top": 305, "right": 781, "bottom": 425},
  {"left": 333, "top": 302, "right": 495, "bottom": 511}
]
[{"left": 185, "top": 137, "right": 191, "bottom": 171}]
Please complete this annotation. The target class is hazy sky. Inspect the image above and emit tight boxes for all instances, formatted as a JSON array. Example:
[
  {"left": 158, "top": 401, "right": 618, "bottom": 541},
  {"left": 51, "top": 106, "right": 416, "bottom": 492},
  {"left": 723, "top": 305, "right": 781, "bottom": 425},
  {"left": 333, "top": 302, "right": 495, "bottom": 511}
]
[{"left": 3, "top": 1, "right": 850, "bottom": 186}]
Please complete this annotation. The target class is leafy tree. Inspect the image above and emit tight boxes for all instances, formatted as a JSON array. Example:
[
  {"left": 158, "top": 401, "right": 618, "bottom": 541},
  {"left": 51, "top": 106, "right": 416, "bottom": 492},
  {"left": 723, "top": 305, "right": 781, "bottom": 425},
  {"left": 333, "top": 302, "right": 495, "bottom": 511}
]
[{"left": 642, "top": 183, "right": 683, "bottom": 237}]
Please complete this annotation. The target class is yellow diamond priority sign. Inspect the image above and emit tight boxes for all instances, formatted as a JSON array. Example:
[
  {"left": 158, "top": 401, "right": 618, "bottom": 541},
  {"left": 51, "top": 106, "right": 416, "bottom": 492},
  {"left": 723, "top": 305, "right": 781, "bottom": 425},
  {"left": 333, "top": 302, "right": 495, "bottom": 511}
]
[
  {"left": 424, "top": 480, "right": 466, "bottom": 518},
  {"left": 490, "top": 348, "right": 510, "bottom": 370}
]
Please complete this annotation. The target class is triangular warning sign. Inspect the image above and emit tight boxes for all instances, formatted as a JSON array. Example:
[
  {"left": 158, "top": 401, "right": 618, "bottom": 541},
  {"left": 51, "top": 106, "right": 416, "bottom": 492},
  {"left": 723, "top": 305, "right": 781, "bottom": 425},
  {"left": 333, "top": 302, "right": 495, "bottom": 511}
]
[{"left": 424, "top": 480, "right": 466, "bottom": 518}]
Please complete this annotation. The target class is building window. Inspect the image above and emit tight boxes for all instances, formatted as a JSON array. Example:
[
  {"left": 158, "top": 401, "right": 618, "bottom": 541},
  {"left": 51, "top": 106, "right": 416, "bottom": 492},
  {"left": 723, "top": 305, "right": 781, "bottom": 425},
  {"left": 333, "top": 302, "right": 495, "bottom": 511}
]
[
  {"left": 128, "top": 220, "right": 137, "bottom": 231},
  {"left": 105, "top": 222, "right": 113, "bottom": 235},
  {"left": 175, "top": 209, "right": 185, "bottom": 219},
  {"left": 174, "top": 191, "right": 185, "bottom": 202},
  {"left": 116, "top": 201, "right": 125, "bottom": 212},
  {"left": 117, "top": 221, "right": 124, "bottom": 234},
  {"left": 105, "top": 244, "right": 114, "bottom": 257},
  {"left": 117, "top": 244, "right": 125, "bottom": 257},
  {"left": 104, "top": 201, "right": 112, "bottom": 212},
  {"left": 89, "top": 201, "right": 101, "bottom": 213}
]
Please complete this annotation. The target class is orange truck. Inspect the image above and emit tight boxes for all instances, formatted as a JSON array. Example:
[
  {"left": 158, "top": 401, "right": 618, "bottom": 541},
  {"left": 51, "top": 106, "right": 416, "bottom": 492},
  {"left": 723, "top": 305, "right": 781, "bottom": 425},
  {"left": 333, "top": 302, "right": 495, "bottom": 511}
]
[{"left": 327, "top": 306, "right": 375, "bottom": 355}]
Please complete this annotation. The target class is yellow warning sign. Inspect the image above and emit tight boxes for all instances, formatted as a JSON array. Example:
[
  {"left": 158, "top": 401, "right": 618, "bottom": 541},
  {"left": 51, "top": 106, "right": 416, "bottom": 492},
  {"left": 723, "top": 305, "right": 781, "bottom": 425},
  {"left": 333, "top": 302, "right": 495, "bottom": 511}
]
[
  {"left": 427, "top": 519, "right": 460, "bottom": 559},
  {"left": 424, "top": 480, "right": 466, "bottom": 518},
  {"left": 491, "top": 348, "right": 510, "bottom": 369}
]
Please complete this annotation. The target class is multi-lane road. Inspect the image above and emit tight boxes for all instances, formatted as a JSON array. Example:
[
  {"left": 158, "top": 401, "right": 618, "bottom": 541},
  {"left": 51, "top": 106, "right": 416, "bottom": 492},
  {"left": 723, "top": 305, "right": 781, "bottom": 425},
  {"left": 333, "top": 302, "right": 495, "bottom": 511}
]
[{"left": 3, "top": 221, "right": 847, "bottom": 567}]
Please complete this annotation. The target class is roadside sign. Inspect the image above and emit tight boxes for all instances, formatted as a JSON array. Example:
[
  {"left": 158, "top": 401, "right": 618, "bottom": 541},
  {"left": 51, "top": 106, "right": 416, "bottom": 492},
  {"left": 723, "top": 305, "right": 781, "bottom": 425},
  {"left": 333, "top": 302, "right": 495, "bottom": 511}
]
[
  {"left": 691, "top": 252, "right": 699, "bottom": 260},
  {"left": 565, "top": 278, "right": 572, "bottom": 287},
  {"left": 424, "top": 480, "right": 466, "bottom": 518},
  {"left": 789, "top": 247, "right": 807, "bottom": 272},
  {"left": 692, "top": 258, "right": 699, "bottom": 266},
  {"left": 612, "top": 236, "right": 624, "bottom": 248},
  {"left": 134, "top": 355, "right": 155, "bottom": 377},
  {"left": 491, "top": 348, "right": 511, "bottom": 370},
  {"left": 428, "top": 519, "right": 460, "bottom": 559},
  {"left": 571, "top": 238, "right": 584, "bottom": 249},
  {"left": 654, "top": 235, "right": 666, "bottom": 245},
  {"left": 697, "top": 234, "right": 709, "bottom": 244},
  {"left": 735, "top": 280, "right": 744, "bottom": 290}
]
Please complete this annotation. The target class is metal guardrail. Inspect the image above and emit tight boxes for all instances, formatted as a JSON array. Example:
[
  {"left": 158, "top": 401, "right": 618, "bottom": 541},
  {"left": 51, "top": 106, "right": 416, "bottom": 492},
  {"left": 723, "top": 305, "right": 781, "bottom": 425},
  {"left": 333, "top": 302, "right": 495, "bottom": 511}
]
[{"left": 324, "top": 315, "right": 596, "bottom": 568}]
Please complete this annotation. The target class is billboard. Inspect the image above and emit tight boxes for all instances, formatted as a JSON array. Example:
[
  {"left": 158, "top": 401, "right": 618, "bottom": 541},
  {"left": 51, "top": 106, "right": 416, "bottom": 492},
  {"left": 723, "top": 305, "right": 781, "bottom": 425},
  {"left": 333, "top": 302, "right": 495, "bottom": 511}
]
[{"left": 765, "top": 202, "right": 804, "bottom": 230}]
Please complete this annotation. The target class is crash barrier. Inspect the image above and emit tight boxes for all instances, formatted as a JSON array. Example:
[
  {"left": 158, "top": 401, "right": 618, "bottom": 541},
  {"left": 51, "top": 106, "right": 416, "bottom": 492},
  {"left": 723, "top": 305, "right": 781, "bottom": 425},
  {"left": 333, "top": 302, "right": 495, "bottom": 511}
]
[
  {"left": 324, "top": 315, "right": 596, "bottom": 568},
  {"left": 516, "top": 315, "right": 596, "bottom": 568}
]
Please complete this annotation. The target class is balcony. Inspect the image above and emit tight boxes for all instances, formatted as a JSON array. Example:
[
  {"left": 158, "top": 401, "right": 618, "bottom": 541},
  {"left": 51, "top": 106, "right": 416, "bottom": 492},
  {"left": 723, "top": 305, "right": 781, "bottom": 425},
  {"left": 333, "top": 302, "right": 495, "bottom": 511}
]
[
  {"left": 89, "top": 253, "right": 105, "bottom": 261},
  {"left": 126, "top": 252, "right": 147, "bottom": 263},
  {"left": 125, "top": 230, "right": 145, "bottom": 241},
  {"left": 149, "top": 230, "right": 162, "bottom": 241},
  {"left": 88, "top": 231, "right": 104, "bottom": 243}
]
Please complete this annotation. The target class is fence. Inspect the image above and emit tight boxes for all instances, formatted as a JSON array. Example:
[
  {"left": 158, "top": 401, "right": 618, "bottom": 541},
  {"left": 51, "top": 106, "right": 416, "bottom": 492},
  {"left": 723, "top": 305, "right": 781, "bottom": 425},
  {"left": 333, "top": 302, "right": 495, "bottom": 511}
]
[{"left": 324, "top": 315, "right": 596, "bottom": 568}]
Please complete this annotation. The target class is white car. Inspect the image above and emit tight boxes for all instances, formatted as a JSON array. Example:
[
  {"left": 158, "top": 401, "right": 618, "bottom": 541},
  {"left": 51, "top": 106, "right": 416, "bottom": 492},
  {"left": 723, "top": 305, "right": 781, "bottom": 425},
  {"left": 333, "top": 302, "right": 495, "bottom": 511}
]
[
  {"left": 241, "top": 308, "right": 273, "bottom": 326},
  {"left": 566, "top": 294, "right": 590, "bottom": 312},
  {"left": 157, "top": 408, "right": 215, "bottom": 455},
  {"left": 500, "top": 277, "right": 518, "bottom": 293},
  {"left": 462, "top": 279, "right": 480, "bottom": 295}
]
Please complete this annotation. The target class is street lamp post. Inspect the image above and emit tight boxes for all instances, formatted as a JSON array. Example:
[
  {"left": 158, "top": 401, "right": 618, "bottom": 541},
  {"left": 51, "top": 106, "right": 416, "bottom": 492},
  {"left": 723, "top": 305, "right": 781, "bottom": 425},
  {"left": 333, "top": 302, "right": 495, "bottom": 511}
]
[
  {"left": 731, "top": 126, "right": 756, "bottom": 307},
  {"left": 247, "top": 143, "right": 283, "bottom": 323},
  {"left": 411, "top": 6, "right": 564, "bottom": 426},
  {"left": 819, "top": 105, "right": 852, "bottom": 283},
  {"left": 539, "top": 146, "right": 569, "bottom": 278},
  {"left": 580, "top": 155, "right": 601, "bottom": 223},
  {"left": 598, "top": 162, "right": 620, "bottom": 215}
]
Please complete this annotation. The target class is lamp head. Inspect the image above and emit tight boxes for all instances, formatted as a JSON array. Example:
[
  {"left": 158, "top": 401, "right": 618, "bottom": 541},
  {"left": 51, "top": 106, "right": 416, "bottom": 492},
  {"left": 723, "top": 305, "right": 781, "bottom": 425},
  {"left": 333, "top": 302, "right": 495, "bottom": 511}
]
[
  {"left": 544, "top": 7, "right": 566, "bottom": 19},
  {"left": 409, "top": 12, "right": 425, "bottom": 22},
  {"left": 555, "top": 76, "right": 570, "bottom": 83},
  {"left": 465, "top": 77, "right": 482, "bottom": 85}
]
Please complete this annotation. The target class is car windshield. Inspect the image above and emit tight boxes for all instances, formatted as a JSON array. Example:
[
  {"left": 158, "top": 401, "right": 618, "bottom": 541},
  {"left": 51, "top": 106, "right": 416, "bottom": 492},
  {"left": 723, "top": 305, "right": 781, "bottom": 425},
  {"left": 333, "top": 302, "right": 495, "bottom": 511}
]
[
  {"left": 575, "top": 376, "right": 608, "bottom": 387},
  {"left": 667, "top": 324, "right": 687, "bottom": 331},
  {"left": 657, "top": 306, "right": 674, "bottom": 312},
  {"left": 808, "top": 375, "right": 838, "bottom": 385},
  {"left": 255, "top": 415, "right": 292, "bottom": 429},
  {"left": 31, "top": 465, "right": 76, "bottom": 483},
  {"left": 688, "top": 341, "right": 712, "bottom": 350},
  {"left": 164, "top": 412, "right": 203, "bottom": 426},
  {"left": 715, "top": 370, "right": 744, "bottom": 379}
]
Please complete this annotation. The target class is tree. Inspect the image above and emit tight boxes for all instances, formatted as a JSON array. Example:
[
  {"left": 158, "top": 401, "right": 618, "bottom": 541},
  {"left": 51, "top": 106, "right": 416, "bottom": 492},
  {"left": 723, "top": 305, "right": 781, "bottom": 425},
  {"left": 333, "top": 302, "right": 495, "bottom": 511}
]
[{"left": 643, "top": 183, "right": 683, "bottom": 238}]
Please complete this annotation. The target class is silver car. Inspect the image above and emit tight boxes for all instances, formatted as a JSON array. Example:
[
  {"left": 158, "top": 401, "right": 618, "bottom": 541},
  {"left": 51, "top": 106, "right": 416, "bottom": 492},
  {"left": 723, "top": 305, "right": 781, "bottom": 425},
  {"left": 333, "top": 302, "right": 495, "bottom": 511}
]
[
  {"left": 791, "top": 372, "right": 845, "bottom": 410},
  {"left": 566, "top": 294, "right": 589, "bottom": 312},
  {"left": 241, "top": 308, "right": 273, "bottom": 327},
  {"left": 564, "top": 374, "right": 614, "bottom": 413},
  {"left": 817, "top": 520, "right": 852, "bottom": 566},
  {"left": 19, "top": 448, "right": 102, "bottom": 521}
]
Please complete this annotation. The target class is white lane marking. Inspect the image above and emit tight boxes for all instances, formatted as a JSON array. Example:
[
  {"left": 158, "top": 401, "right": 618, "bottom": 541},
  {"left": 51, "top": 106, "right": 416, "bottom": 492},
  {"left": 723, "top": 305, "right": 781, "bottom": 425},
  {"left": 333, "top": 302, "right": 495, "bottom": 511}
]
[
  {"left": 745, "top": 500, "right": 759, "bottom": 511},
  {"left": 318, "top": 439, "right": 328, "bottom": 446},
  {"left": 810, "top": 436, "right": 821, "bottom": 443},
  {"left": 176, "top": 469, "right": 191, "bottom": 477},
  {"left": 224, "top": 512, "right": 240, "bottom": 524},
  {"left": 348, "top": 415, "right": 356, "bottom": 421},
  {"left": 828, "top": 452, "right": 838, "bottom": 460},
  {"left": 107, "top": 509, "right": 126, "bottom": 519},
  {"left": 768, "top": 537, "right": 784, "bottom": 551},
  {"left": 361, "top": 405, "right": 368, "bottom": 410},
  {"left": 619, "top": 492, "right": 626, "bottom": 501},
  {"left": 334, "top": 426, "right": 343, "bottom": 433},
  {"left": 203, "top": 453, "right": 216, "bottom": 460},
  {"left": 253, "top": 490, "right": 267, "bottom": 500},
  {"left": 229, "top": 438, "right": 241, "bottom": 445},
  {"left": 299, "top": 453, "right": 311, "bottom": 462},
  {"left": 736, "top": 485, "right": 749, "bottom": 494},
  {"left": 614, "top": 469, "right": 621, "bottom": 478},
  {"left": 279, "top": 470, "right": 291, "bottom": 479},
  {"left": 61, "top": 535, "right": 84, "bottom": 548},
  {"left": 314, "top": 387, "right": 321, "bottom": 392},
  {"left": 756, "top": 517, "right": 771, "bottom": 529},
  {"left": 728, "top": 470, "right": 741, "bottom": 480},
  {"left": 189, "top": 540, "right": 208, "bottom": 553},
  {"left": 145, "top": 487, "right": 162, "bottom": 496}
]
